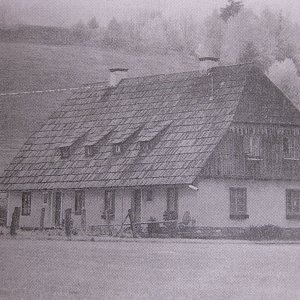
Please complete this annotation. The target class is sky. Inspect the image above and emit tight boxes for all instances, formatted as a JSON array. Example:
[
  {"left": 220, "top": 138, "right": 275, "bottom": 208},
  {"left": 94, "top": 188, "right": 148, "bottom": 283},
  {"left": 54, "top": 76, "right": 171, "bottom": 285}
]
[{"left": 2, "top": 0, "right": 300, "bottom": 27}]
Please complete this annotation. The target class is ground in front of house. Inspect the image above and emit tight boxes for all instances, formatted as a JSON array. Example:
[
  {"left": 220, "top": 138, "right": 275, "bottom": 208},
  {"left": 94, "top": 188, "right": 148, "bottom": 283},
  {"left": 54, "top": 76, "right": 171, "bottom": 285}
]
[{"left": 0, "top": 239, "right": 299, "bottom": 299}]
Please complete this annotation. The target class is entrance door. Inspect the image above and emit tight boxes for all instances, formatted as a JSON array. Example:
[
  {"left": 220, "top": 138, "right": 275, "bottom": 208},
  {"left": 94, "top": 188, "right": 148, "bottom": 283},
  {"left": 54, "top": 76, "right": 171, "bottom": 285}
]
[
  {"left": 54, "top": 192, "right": 62, "bottom": 227},
  {"left": 132, "top": 189, "right": 142, "bottom": 223}
]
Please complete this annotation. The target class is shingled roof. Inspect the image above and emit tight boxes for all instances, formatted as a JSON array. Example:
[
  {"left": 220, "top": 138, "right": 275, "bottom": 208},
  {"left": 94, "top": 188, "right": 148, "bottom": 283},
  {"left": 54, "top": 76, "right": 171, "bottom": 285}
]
[{"left": 1, "top": 63, "right": 299, "bottom": 191}]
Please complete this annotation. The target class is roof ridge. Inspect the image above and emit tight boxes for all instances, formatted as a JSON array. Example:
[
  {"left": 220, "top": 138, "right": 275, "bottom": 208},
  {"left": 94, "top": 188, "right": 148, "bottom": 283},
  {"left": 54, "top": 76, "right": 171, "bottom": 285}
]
[
  {"left": 80, "top": 63, "right": 255, "bottom": 87},
  {"left": 81, "top": 81, "right": 109, "bottom": 87}
]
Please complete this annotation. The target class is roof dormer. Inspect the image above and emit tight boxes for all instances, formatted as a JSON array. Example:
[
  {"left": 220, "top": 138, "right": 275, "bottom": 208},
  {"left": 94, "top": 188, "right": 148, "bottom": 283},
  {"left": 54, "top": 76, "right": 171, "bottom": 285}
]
[
  {"left": 140, "top": 141, "right": 151, "bottom": 152},
  {"left": 138, "top": 121, "right": 172, "bottom": 153},
  {"left": 59, "top": 146, "right": 70, "bottom": 159},
  {"left": 58, "top": 131, "right": 88, "bottom": 159},
  {"left": 84, "top": 128, "right": 114, "bottom": 157},
  {"left": 111, "top": 125, "right": 144, "bottom": 155}
]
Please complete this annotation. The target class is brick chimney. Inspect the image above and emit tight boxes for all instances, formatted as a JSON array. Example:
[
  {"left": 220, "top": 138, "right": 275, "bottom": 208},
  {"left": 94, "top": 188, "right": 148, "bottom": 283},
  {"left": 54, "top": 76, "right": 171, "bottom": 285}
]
[
  {"left": 109, "top": 68, "right": 128, "bottom": 87},
  {"left": 198, "top": 57, "right": 220, "bottom": 72}
]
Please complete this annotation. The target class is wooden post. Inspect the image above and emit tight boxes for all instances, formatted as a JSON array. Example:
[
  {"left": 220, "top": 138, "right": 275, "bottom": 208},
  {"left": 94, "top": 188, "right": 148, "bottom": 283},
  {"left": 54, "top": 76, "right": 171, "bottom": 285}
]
[
  {"left": 106, "top": 210, "right": 112, "bottom": 236},
  {"left": 81, "top": 209, "right": 86, "bottom": 232},
  {"left": 10, "top": 207, "right": 21, "bottom": 236},
  {"left": 116, "top": 211, "right": 130, "bottom": 237},
  {"left": 40, "top": 208, "right": 45, "bottom": 231},
  {"left": 65, "top": 208, "right": 72, "bottom": 237},
  {"left": 128, "top": 209, "right": 137, "bottom": 238}
]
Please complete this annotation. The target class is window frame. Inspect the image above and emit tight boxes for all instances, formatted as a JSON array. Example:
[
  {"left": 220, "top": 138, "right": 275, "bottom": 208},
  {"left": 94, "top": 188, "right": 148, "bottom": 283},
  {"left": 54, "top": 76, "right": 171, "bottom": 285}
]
[
  {"left": 85, "top": 145, "right": 94, "bottom": 157},
  {"left": 140, "top": 141, "right": 151, "bottom": 152},
  {"left": 229, "top": 187, "right": 249, "bottom": 220},
  {"left": 166, "top": 187, "right": 178, "bottom": 214},
  {"left": 143, "top": 189, "right": 153, "bottom": 202},
  {"left": 286, "top": 189, "right": 300, "bottom": 219},
  {"left": 75, "top": 190, "right": 85, "bottom": 215},
  {"left": 22, "top": 191, "right": 31, "bottom": 216},
  {"left": 283, "top": 137, "right": 295, "bottom": 159},
  {"left": 104, "top": 190, "right": 115, "bottom": 220},
  {"left": 113, "top": 144, "right": 122, "bottom": 155},
  {"left": 249, "top": 135, "right": 262, "bottom": 157},
  {"left": 60, "top": 146, "right": 70, "bottom": 159},
  {"left": 43, "top": 191, "right": 52, "bottom": 204}
]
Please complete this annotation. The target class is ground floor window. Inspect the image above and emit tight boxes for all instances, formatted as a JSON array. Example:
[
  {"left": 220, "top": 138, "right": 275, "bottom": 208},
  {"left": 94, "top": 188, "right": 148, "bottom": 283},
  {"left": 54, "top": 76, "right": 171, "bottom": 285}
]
[
  {"left": 22, "top": 192, "right": 31, "bottom": 216},
  {"left": 229, "top": 187, "right": 248, "bottom": 219},
  {"left": 286, "top": 189, "right": 300, "bottom": 219},
  {"left": 104, "top": 190, "right": 115, "bottom": 220},
  {"left": 43, "top": 191, "right": 52, "bottom": 204},
  {"left": 165, "top": 187, "right": 178, "bottom": 220},
  {"left": 143, "top": 189, "right": 153, "bottom": 202},
  {"left": 75, "top": 190, "right": 85, "bottom": 215}
]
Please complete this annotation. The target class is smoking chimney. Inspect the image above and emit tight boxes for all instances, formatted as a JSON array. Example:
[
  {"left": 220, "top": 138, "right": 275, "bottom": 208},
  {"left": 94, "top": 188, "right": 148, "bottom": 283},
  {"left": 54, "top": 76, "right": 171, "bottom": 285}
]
[{"left": 109, "top": 68, "right": 128, "bottom": 87}]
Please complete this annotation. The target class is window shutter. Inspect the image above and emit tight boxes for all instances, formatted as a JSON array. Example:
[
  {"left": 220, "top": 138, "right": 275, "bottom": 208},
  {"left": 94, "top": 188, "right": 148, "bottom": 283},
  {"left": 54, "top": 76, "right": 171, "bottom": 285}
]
[
  {"left": 243, "top": 136, "right": 250, "bottom": 155},
  {"left": 229, "top": 188, "right": 247, "bottom": 218},
  {"left": 175, "top": 188, "right": 178, "bottom": 214},
  {"left": 104, "top": 191, "right": 109, "bottom": 211},
  {"left": 111, "top": 191, "right": 115, "bottom": 215},
  {"left": 229, "top": 189, "right": 236, "bottom": 214}
]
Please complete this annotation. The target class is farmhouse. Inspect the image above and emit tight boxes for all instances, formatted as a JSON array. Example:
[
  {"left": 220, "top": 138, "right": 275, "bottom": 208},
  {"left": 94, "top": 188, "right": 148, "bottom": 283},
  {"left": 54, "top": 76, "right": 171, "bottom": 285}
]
[{"left": 1, "top": 62, "right": 300, "bottom": 232}]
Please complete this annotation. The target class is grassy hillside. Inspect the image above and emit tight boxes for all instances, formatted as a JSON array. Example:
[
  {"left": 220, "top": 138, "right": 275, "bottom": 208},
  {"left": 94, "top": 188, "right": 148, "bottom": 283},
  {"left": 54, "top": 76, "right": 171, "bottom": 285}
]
[{"left": 0, "top": 42, "right": 199, "bottom": 174}]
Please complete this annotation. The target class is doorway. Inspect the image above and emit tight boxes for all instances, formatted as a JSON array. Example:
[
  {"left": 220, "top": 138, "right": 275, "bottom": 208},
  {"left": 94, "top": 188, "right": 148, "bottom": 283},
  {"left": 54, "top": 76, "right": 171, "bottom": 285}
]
[
  {"left": 132, "top": 189, "right": 142, "bottom": 223},
  {"left": 54, "top": 191, "right": 62, "bottom": 227}
]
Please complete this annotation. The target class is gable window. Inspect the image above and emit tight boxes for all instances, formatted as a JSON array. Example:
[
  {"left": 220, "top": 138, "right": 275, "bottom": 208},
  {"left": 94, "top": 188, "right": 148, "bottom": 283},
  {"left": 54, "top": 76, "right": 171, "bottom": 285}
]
[
  {"left": 60, "top": 146, "right": 70, "bottom": 159},
  {"left": 249, "top": 136, "right": 261, "bottom": 157},
  {"left": 75, "top": 190, "right": 85, "bottom": 215},
  {"left": 286, "top": 189, "right": 300, "bottom": 219},
  {"left": 229, "top": 188, "right": 248, "bottom": 219},
  {"left": 22, "top": 192, "right": 31, "bottom": 216},
  {"left": 104, "top": 190, "right": 115, "bottom": 220},
  {"left": 283, "top": 137, "right": 295, "bottom": 158},
  {"left": 244, "top": 135, "right": 261, "bottom": 157},
  {"left": 85, "top": 145, "right": 94, "bottom": 157},
  {"left": 113, "top": 144, "right": 122, "bottom": 155}
]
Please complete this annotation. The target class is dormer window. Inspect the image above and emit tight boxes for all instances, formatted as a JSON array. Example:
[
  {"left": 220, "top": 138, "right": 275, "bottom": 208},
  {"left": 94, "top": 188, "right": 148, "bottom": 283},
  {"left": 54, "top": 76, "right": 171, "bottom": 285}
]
[
  {"left": 58, "top": 131, "right": 88, "bottom": 160},
  {"left": 85, "top": 145, "right": 94, "bottom": 157},
  {"left": 60, "top": 146, "right": 70, "bottom": 159},
  {"left": 113, "top": 144, "right": 122, "bottom": 155}
]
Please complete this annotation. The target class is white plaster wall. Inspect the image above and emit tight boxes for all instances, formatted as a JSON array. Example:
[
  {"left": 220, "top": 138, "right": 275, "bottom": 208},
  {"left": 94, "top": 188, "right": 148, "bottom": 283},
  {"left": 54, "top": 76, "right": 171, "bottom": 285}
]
[
  {"left": 178, "top": 179, "right": 300, "bottom": 228},
  {"left": 142, "top": 187, "right": 168, "bottom": 222},
  {"left": 8, "top": 191, "right": 46, "bottom": 228},
  {"left": 7, "top": 179, "right": 300, "bottom": 229}
]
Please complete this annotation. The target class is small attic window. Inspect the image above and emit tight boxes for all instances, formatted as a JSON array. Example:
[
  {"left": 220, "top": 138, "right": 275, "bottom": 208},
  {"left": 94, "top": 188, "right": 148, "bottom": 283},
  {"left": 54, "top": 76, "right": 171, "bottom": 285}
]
[
  {"left": 113, "top": 144, "right": 122, "bottom": 155},
  {"left": 85, "top": 145, "right": 94, "bottom": 157},
  {"left": 140, "top": 141, "right": 151, "bottom": 152},
  {"left": 60, "top": 146, "right": 70, "bottom": 159}
]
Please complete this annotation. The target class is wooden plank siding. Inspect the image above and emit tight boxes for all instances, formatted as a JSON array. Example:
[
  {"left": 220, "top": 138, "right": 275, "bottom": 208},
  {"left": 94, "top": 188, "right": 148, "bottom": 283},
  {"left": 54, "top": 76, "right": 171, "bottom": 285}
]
[{"left": 202, "top": 123, "right": 300, "bottom": 180}]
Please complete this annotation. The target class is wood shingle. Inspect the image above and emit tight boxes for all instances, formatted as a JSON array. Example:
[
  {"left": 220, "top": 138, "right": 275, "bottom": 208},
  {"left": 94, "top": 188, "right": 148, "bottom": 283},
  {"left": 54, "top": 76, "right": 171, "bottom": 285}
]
[{"left": 3, "top": 63, "right": 298, "bottom": 190}]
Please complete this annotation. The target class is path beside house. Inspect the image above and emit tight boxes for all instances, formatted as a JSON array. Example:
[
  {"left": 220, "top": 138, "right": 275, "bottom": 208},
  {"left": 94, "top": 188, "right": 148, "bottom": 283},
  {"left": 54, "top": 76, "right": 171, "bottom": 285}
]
[{"left": 0, "top": 239, "right": 299, "bottom": 299}]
